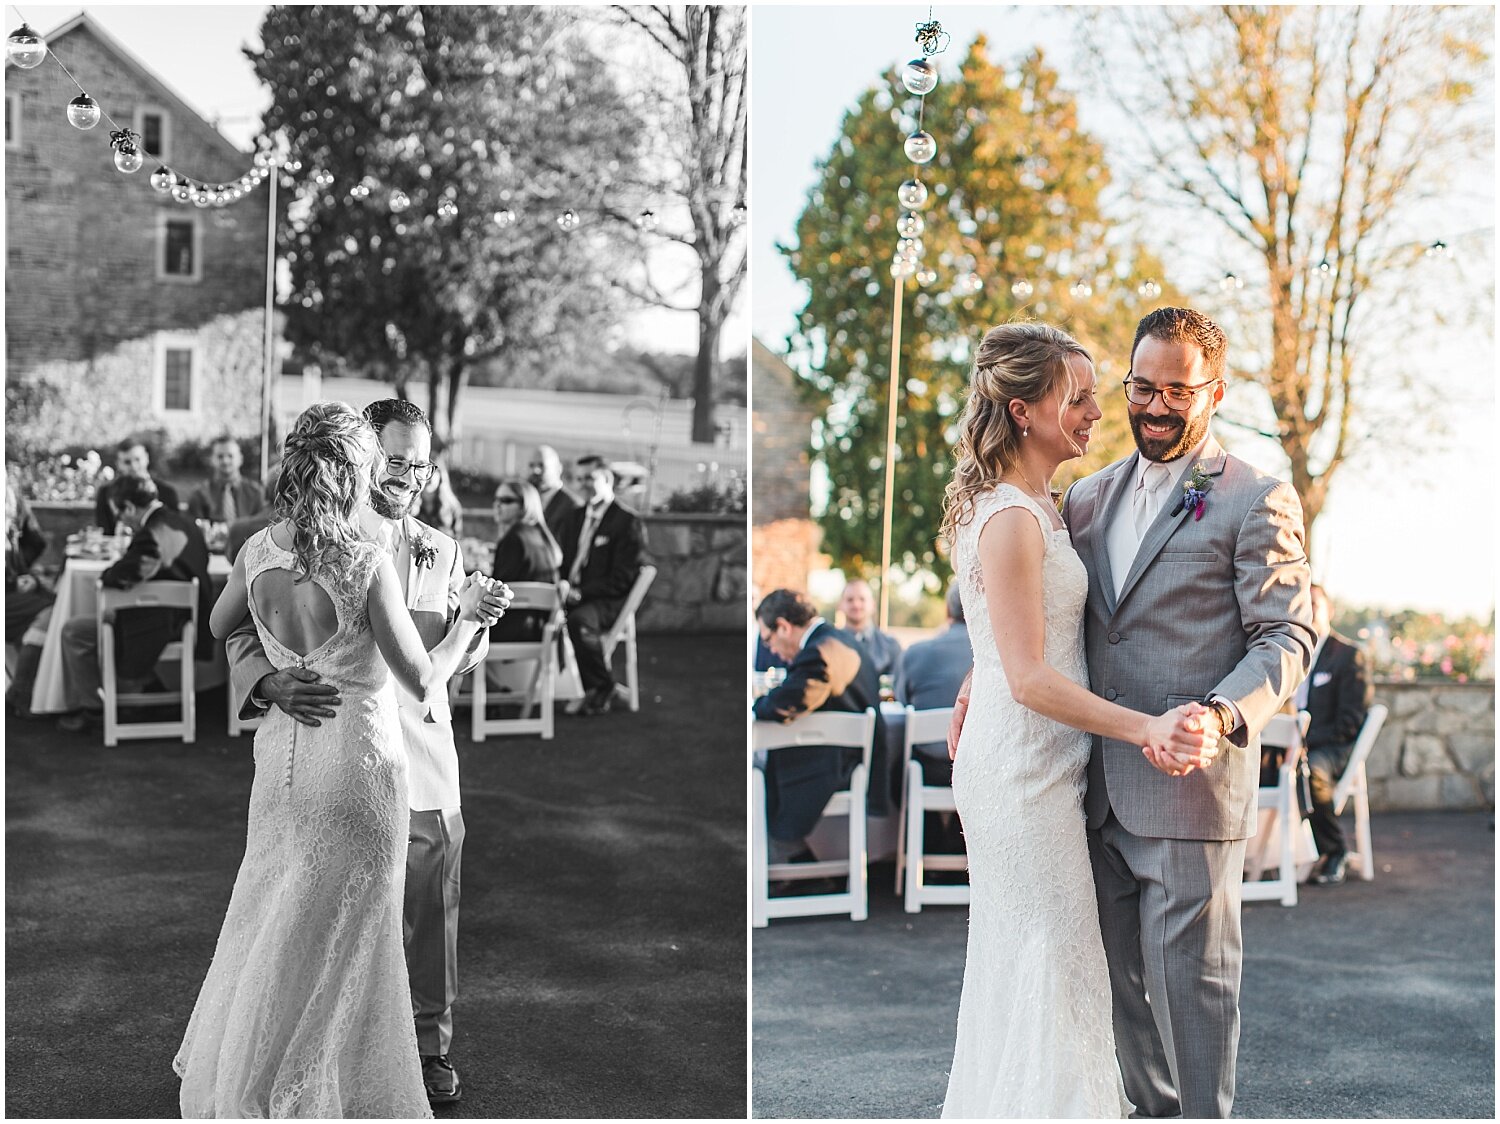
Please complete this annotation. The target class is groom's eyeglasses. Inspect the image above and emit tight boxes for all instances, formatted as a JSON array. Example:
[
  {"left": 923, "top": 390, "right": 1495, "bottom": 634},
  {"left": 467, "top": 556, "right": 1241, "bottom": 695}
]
[
  {"left": 1122, "top": 377, "right": 1221, "bottom": 412},
  {"left": 383, "top": 455, "right": 437, "bottom": 483}
]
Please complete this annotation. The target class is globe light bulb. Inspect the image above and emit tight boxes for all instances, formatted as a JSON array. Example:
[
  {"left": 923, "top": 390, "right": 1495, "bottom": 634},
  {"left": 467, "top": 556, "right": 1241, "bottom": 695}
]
[
  {"left": 729, "top": 201, "right": 748, "bottom": 227},
  {"left": 172, "top": 183, "right": 192, "bottom": 203},
  {"left": 66, "top": 94, "right": 100, "bottom": 130},
  {"left": 891, "top": 257, "right": 918, "bottom": 279},
  {"left": 916, "top": 268, "right": 938, "bottom": 287},
  {"left": 1011, "top": 279, "right": 1034, "bottom": 299},
  {"left": 896, "top": 237, "right": 924, "bottom": 260},
  {"left": 901, "top": 57, "right": 939, "bottom": 96},
  {"left": 6, "top": 24, "right": 46, "bottom": 69},
  {"left": 1219, "top": 272, "right": 1243, "bottom": 292},
  {"left": 253, "top": 149, "right": 276, "bottom": 169},
  {"left": 493, "top": 208, "right": 516, "bottom": 226},
  {"left": 388, "top": 189, "right": 410, "bottom": 213},
  {"left": 1317, "top": 258, "right": 1332, "bottom": 274},
  {"left": 437, "top": 199, "right": 458, "bottom": 221},
  {"left": 896, "top": 211, "right": 924, "bottom": 238},
  {"left": 350, "top": 182, "right": 371, "bottom": 199},
  {"left": 150, "top": 166, "right": 175, "bottom": 193},
  {"left": 114, "top": 147, "right": 145, "bottom": 174},
  {"left": 1137, "top": 279, "right": 1162, "bottom": 299},
  {"left": 904, "top": 130, "right": 937, "bottom": 165},
  {"left": 313, "top": 169, "right": 335, "bottom": 188},
  {"left": 1425, "top": 240, "right": 1449, "bottom": 258},
  {"left": 897, "top": 179, "right": 929, "bottom": 210},
  {"left": 1069, "top": 279, "right": 1094, "bottom": 299},
  {"left": 636, "top": 209, "right": 658, "bottom": 231},
  {"left": 557, "top": 209, "right": 579, "bottom": 231},
  {"left": 283, "top": 158, "right": 303, "bottom": 174}
]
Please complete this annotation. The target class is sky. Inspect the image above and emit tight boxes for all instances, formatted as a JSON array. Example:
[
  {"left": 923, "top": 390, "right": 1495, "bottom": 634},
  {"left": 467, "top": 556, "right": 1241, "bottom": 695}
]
[
  {"left": 750, "top": 4, "right": 1497, "bottom": 621},
  {"left": 13, "top": 2, "right": 738, "bottom": 358}
]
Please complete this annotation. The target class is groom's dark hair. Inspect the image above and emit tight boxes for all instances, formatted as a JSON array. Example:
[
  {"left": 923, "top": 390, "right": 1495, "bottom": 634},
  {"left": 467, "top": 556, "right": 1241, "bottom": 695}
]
[
  {"left": 1131, "top": 307, "right": 1227, "bottom": 379},
  {"left": 756, "top": 589, "right": 818, "bottom": 630},
  {"left": 362, "top": 398, "right": 432, "bottom": 437}
]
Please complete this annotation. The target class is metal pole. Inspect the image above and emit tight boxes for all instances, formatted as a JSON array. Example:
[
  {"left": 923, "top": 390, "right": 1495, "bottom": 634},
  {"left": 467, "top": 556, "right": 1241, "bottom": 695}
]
[
  {"left": 260, "top": 168, "right": 278, "bottom": 479},
  {"left": 878, "top": 278, "right": 905, "bottom": 630}
]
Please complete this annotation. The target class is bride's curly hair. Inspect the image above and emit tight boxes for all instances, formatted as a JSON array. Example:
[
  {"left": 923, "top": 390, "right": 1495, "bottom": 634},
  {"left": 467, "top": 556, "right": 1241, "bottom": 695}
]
[
  {"left": 275, "top": 402, "right": 379, "bottom": 585},
  {"left": 941, "top": 323, "right": 1094, "bottom": 546}
]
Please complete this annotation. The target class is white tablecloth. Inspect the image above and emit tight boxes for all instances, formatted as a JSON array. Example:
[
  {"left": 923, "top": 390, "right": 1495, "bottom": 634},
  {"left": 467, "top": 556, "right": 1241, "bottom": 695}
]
[{"left": 31, "top": 554, "right": 232, "bottom": 714}]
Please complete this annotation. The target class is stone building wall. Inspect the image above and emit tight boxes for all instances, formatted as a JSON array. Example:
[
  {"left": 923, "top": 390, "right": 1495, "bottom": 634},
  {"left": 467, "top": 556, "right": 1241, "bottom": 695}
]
[
  {"left": 6, "top": 15, "right": 269, "bottom": 453},
  {"left": 1367, "top": 681, "right": 1495, "bottom": 811}
]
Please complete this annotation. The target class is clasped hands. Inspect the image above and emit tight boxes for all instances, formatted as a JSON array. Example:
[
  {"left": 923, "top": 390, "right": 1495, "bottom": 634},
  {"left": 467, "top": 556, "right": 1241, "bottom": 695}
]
[
  {"left": 1141, "top": 702, "right": 1223, "bottom": 777},
  {"left": 459, "top": 572, "right": 512, "bottom": 626}
]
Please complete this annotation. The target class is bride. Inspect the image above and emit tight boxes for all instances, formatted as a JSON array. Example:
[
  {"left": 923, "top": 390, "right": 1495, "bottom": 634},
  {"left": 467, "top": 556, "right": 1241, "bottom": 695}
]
[
  {"left": 175, "top": 402, "right": 504, "bottom": 1118},
  {"left": 939, "top": 324, "right": 1218, "bottom": 1118}
]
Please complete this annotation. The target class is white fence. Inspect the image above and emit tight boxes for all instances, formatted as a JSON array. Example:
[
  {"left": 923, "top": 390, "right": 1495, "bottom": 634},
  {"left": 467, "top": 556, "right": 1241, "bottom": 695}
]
[{"left": 277, "top": 374, "right": 746, "bottom": 503}]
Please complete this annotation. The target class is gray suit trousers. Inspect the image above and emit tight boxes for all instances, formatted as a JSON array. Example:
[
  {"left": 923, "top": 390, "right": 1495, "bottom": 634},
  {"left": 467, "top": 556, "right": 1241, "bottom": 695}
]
[
  {"left": 406, "top": 807, "right": 464, "bottom": 1057},
  {"left": 1089, "top": 809, "right": 1247, "bottom": 1119}
]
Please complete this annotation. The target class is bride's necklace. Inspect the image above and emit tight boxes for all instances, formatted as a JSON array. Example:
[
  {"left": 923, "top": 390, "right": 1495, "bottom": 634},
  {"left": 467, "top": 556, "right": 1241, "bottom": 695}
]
[{"left": 1003, "top": 465, "right": 1054, "bottom": 508}]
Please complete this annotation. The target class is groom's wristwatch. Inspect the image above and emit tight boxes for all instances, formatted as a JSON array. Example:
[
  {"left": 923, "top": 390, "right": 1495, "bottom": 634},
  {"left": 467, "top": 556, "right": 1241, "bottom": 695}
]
[{"left": 1205, "top": 698, "right": 1236, "bottom": 737}]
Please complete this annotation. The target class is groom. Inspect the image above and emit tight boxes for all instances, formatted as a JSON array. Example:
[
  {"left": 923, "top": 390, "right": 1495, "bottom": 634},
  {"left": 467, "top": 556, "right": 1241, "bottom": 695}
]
[
  {"left": 228, "top": 399, "right": 505, "bottom": 1105},
  {"left": 952, "top": 308, "right": 1314, "bottom": 1118}
]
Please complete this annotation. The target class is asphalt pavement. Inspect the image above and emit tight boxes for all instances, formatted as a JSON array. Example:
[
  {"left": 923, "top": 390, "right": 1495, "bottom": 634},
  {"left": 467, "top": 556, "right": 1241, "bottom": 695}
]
[
  {"left": 6, "top": 634, "right": 748, "bottom": 1119},
  {"left": 752, "top": 811, "right": 1495, "bottom": 1119}
]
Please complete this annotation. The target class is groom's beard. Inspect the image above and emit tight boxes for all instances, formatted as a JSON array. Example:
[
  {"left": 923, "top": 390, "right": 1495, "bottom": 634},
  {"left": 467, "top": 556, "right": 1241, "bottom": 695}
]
[
  {"left": 1130, "top": 408, "right": 1209, "bottom": 463},
  {"left": 369, "top": 478, "right": 418, "bottom": 520}
]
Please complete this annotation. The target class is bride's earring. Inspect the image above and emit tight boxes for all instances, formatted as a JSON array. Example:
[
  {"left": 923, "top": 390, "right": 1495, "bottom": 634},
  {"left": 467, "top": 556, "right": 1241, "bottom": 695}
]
[{"left": 1022, "top": 426, "right": 1029, "bottom": 437}]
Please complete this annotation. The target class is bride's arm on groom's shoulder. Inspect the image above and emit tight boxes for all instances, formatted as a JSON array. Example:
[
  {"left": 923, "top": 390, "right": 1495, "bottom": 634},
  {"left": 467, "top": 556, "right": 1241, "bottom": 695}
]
[
  {"left": 979, "top": 509, "right": 1216, "bottom": 765},
  {"left": 209, "top": 551, "right": 249, "bottom": 639}
]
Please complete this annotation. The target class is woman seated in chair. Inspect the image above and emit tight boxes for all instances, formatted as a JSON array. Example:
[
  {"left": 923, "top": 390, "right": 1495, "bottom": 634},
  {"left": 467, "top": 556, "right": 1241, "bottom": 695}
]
[{"left": 489, "top": 479, "right": 562, "bottom": 642}]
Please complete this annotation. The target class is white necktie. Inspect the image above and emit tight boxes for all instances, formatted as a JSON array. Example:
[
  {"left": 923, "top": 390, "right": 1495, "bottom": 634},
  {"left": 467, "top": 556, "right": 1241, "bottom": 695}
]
[{"left": 1133, "top": 463, "right": 1170, "bottom": 540}]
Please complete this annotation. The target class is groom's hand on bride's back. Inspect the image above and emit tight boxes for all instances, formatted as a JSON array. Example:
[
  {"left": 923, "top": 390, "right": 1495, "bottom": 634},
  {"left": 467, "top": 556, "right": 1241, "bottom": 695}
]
[
  {"left": 948, "top": 668, "right": 974, "bottom": 761},
  {"left": 258, "top": 668, "right": 342, "bottom": 727}
]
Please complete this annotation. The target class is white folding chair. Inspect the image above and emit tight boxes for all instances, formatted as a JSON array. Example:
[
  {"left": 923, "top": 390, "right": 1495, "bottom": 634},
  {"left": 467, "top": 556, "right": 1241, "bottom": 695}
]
[
  {"left": 1243, "top": 710, "right": 1312, "bottom": 906},
  {"left": 97, "top": 579, "right": 198, "bottom": 747},
  {"left": 469, "top": 582, "right": 566, "bottom": 742},
  {"left": 894, "top": 706, "right": 969, "bottom": 912},
  {"left": 1331, "top": 703, "right": 1388, "bottom": 882},
  {"left": 752, "top": 708, "right": 877, "bottom": 927},
  {"left": 599, "top": 564, "right": 656, "bottom": 712}
]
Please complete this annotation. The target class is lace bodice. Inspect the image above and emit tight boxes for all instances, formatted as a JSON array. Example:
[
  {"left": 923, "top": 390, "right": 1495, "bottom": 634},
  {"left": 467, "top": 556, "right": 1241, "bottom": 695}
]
[
  {"left": 241, "top": 528, "right": 391, "bottom": 697},
  {"left": 952, "top": 484, "right": 1089, "bottom": 689}
]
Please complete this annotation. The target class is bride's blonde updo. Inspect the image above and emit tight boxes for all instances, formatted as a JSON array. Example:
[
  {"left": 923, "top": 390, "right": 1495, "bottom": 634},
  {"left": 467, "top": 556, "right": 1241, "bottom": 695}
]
[
  {"left": 276, "top": 401, "right": 380, "bottom": 584},
  {"left": 941, "top": 323, "right": 1094, "bottom": 544}
]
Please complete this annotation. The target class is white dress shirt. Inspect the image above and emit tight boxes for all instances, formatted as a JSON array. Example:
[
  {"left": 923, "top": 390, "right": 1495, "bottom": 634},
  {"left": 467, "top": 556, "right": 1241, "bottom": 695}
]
[{"left": 1105, "top": 433, "right": 1210, "bottom": 601}]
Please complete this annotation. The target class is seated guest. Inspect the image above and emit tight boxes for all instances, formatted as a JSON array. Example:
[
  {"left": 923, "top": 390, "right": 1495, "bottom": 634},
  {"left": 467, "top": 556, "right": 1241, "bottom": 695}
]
[
  {"left": 558, "top": 454, "right": 648, "bottom": 715},
  {"left": 95, "top": 437, "right": 181, "bottom": 534},
  {"left": 752, "top": 589, "right": 879, "bottom": 861},
  {"left": 5, "top": 471, "right": 57, "bottom": 717},
  {"left": 57, "top": 475, "right": 213, "bottom": 733},
  {"left": 527, "top": 443, "right": 580, "bottom": 544},
  {"left": 489, "top": 479, "right": 562, "bottom": 642},
  {"left": 894, "top": 582, "right": 973, "bottom": 787},
  {"left": 838, "top": 577, "right": 902, "bottom": 679},
  {"left": 417, "top": 460, "right": 464, "bottom": 538},
  {"left": 1299, "top": 584, "right": 1374, "bottom": 886},
  {"left": 225, "top": 465, "right": 281, "bottom": 564},
  {"left": 186, "top": 435, "right": 265, "bottom": 525}
]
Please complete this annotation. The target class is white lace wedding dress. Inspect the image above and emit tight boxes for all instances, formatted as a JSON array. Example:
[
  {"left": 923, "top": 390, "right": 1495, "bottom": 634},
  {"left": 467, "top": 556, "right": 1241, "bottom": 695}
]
[
  {"left": 942, "top": 485, "right": 1130, "bottom": 1119},
  {"left": 174, "top": 531, "right": 431, "bottom": 1119}
]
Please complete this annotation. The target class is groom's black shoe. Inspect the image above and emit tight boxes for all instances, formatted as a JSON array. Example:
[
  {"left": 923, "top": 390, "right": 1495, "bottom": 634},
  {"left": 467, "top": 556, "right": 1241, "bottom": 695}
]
[
  {"left": 421, "top": 1055, "right": 461, "bottom": 1104},
  {"left": 1313, "top": 852, "right": 1348, "bottom": 885}
]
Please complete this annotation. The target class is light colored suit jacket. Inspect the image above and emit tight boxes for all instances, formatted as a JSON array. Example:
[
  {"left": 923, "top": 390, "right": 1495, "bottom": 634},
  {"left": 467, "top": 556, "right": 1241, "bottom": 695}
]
[
  {"left": 1062, "top": 435, "right": 1315, "bottom": 841},
  {"left": 227, "top": 516, "right": 487, "bottom": 812}
]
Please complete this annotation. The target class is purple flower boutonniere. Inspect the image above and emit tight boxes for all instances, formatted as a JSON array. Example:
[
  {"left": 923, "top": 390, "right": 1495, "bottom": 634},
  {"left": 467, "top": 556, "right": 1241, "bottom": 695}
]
[
  {"left": 411, "top": 525, "right": 438, "bottom": 569},
  {"left": 1170, "top": 465, "right": 1214, "bottom": 520}
]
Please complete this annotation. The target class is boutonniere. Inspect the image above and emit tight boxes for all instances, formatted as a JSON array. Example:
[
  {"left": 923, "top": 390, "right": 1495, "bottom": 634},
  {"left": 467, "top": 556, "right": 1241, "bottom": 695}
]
[
  {"left": 410, "top": 525, "right": 438, "bottom": 569},
  {"left": 1170, "top": 465, "right": 1214, "bottom": 520}
]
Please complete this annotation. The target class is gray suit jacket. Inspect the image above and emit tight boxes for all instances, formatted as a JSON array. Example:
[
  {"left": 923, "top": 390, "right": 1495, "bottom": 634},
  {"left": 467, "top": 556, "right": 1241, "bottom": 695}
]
[
  {"left": 1063, "top": 435, "right": 1315, "bottom": 841},
  {"left": 895, "top": 622, "right": 972, "bottom": 760}
]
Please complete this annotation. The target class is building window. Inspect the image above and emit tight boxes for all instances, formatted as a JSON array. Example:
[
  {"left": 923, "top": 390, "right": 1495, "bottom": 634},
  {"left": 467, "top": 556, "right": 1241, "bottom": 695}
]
[
  {"left": 156, "top": 214, "right": 201, "bottom": 282},
  {"left": 134, "top": 105, "right": 171, "bottom": 162},
  {"left": 154, "top": 334, "right": 199, "bottom": 415},
  {"left": 5, "top": 92, "right": 19, "bottom": 150}
]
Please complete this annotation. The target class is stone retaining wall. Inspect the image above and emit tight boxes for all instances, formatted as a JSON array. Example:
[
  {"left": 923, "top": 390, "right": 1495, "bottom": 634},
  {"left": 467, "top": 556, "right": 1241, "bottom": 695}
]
[
  {"left": 1368, "top": 681, "right": 1495, "bottom": 811},
  {"left": 637, "top": 512, "right": 746, "bottom": 634}
]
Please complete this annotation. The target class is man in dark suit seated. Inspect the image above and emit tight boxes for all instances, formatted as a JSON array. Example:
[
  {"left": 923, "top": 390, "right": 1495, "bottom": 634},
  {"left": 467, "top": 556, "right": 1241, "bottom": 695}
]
[
  {"left": 752, "top": 588, "right": 879, "bottom": 862},
  {"left": 94, "top": 437, "right": 181, "bottom": 534},
  {"left": 57, "top": 474, "right": 213, "bottom": 733},
  {"left": 1298, "top": 584, "right": 1374, "bottom": 885},
  {"left": 186, "top": 435, "right": 266, "bottom": 525},
  {"left": 528, "top": 444, "right": 581, "bottom": 545},
  {"left": 558, "top": 454, "right": 648, "bottom": 715}
]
